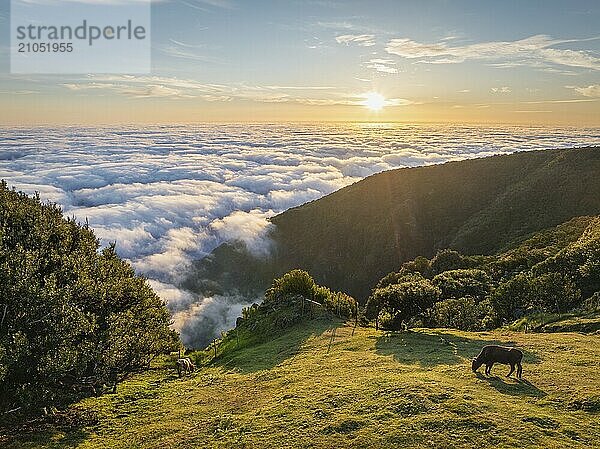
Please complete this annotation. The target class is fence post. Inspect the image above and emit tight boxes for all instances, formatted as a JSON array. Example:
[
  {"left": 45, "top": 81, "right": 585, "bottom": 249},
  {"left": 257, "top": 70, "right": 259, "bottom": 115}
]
[{"left": 327, "top": 328, "right": 336, "bottom": 353}]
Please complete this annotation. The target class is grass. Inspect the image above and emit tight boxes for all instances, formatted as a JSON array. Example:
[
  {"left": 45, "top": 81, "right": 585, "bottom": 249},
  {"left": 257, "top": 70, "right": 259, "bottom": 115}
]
[
  {"left": 4, "top": 322, "right": 600, "bottom": 448},
  {"left": 509, "top": 311, "right": 600, "bottom": 334}
]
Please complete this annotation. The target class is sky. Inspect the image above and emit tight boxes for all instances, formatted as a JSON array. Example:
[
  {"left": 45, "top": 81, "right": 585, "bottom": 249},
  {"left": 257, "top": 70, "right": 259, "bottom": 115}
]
[{"left": 0, "top": 0, "right": 599, "bottom": 124}]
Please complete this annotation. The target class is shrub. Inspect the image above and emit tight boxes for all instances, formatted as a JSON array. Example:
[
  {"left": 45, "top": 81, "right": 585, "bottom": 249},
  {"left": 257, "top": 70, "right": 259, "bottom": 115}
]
[
  {"left": 491, "top": 272, "right": 581, "bottom": 323},
  {"left": 235, "top": 270, "right": 356, "bottom": 343},
  {"left": 265, "top": 269, "right": 316, "bottom": 304}
]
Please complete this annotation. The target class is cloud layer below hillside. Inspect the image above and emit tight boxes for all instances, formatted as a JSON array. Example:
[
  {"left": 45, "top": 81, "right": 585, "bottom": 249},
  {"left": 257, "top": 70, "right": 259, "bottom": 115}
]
[{"left": 1, "top": 123, "right": 598, "bottom": 346}]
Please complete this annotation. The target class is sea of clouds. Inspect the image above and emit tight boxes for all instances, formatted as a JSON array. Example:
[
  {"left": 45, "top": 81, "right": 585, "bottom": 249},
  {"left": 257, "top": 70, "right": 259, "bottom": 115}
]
[{"left": 1, "top": 123, "right": 598, "bottom": 347}]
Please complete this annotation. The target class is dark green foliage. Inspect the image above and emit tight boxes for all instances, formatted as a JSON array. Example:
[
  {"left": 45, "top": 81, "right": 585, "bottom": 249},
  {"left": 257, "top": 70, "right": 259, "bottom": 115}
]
[
  {"left": 366, "top": 280, "right": 440, "bottom": 330},
  {"left": 490, "top": 274, "right": 531, "bottom": 324},
  {"left": 0, "top": 182, "right": 179, "bottom": 416},
  {"left": 432, "top": 269, "right": 492, "bottom": 301},
  {"left": 264, "top": 269, "right": 357, "bottom": 319},
  {"left": 370, "top": 216, "right": 599, "bottom": 330},
  {"left": 428, "top": 297, "right": 493, "bottom": 331},
  {"left": 532, "top": 217, "right": 600, "bottom": 299},
  {"left": 376, "top": 271, "right": 425, "bottom": 289},
  {"left": 491, "top": 216, "right": 593, "bottom": 278},
  {"left": 528, "top": 273, "right": 581, "bottom": 314},
  {"left": 486, "top": 269, "right": 582, "bottom": 325},
  {"left": 192, "top": 147, "right": 600, "bottom": 300},
  {"left": 430, "top": 250, "right": 467, "bottom": 275},
  {"left": 265, "top": 269, "right": 316, "bottom": 304},
  {"left": 399, "top": 256, "right": 432, "bottom": 278}
]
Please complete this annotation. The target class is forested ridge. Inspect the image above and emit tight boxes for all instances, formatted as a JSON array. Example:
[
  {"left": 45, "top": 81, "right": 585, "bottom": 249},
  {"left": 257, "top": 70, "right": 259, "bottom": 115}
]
[{"left": 190, "top": 147, "right": 600, "bottom": 300}]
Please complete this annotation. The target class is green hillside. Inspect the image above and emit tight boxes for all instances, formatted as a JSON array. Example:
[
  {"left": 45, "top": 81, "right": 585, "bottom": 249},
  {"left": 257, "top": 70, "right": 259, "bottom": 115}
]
[
  {"left": 189, "top": 147, "right": 600, "bottom": 300},
  {"left": 5, "top": 322, "right": 599, "bottom": 448}
]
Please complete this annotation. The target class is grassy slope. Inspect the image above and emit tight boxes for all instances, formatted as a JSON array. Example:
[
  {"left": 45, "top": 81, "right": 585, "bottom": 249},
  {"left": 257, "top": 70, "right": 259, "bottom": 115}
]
[{"left": 7, "top": 324, "right": 600, "bottom": 449}]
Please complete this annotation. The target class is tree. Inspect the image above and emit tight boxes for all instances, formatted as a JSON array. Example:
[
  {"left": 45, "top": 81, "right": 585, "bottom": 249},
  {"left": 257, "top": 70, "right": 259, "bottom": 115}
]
[
  {"left": 430, "top": 249, "right": 466, "bottom": 275},
  {"left": 0, "top": 183, "right": 179, "bottom": 415},
  {"left": 376, "top": 270, "right": 425, "bottom": 289},
  {"left": 428, "top": 297, "right": 492, "bottom": 331},
  {"left": 432, "top": 269, "right": 492, "bottom": 301},
  {"left": 366, "top": 280, "right": 441, "bottom": 330},
  {"left": 529, "top": 273, "right": 581, "bottom": 314},
  {"left": 490, "top": 273, "right": 532, "bottom": 324}
]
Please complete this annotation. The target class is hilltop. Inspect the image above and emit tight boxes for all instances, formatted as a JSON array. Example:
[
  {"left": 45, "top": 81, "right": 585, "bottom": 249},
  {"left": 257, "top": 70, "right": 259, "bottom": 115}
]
[{"left": 188, "top": 147, "right": 600, "bottom": 300}]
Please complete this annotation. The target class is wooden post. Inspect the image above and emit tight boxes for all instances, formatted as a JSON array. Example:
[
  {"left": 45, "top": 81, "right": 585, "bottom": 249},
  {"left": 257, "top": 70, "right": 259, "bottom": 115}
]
[
  {"left": 327, "top": 328, "right": 336, "bottom": 353},
  {"left": 236, "top": 329, "right": 240, "bottom": 347}
]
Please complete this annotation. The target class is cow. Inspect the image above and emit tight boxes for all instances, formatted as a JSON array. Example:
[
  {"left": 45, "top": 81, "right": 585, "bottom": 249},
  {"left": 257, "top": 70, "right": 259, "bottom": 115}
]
[
  {"left": 472, "top": 345, "right": 523, "bottom": 378},
  {"left": 176, "top": 357, "right": 195, "bottom": 377}
]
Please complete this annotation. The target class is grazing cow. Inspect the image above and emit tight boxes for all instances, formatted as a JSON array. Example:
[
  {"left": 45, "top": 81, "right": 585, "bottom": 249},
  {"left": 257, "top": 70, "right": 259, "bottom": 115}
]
[
  {"left": 176, "top": 357, "right": 195, "bottom": 377},
  {"left": 472, "top": 345, "right": 523, "bottom": 378}
]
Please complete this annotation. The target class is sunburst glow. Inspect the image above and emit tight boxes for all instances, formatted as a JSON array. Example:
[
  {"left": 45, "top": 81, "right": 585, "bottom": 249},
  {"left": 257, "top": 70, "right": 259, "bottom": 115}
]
[{"left": 363, "top": 92, "right": 386, "bottom": 111}]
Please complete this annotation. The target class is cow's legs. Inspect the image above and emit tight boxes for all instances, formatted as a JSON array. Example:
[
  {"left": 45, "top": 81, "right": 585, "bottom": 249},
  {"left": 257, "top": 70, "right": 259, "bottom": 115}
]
[
  {"left": 486, "top": 363, "right": 494, "bottom": 376},
  {"left": 517, "top": 362, "right": 523, "bottom": 379},
  {"left": 507, "top": 364, "right": 515, "bottom": 377}
]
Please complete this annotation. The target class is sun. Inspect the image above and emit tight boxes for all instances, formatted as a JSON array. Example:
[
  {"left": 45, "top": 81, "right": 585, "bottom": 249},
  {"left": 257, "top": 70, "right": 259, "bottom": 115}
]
[{"left": 362, "top": 92, "right": 386, "bottom": 111}]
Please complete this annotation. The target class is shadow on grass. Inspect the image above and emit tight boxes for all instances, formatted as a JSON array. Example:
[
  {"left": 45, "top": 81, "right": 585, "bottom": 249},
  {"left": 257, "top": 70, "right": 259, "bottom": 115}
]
[
  {"left": 0, "top": 414, "right": 92, "bottom": 449},
  {"left": 213, "top": 318, "right": 335, "bottom": 373},
  {"left": 475, "top": 373, "right": 547, "bottom": 397},
  {"left": 5, "top": 430, "right": 90, "bottom": 449},
  {"left": 374, "top": 329, "right": 542, "bottom": 367}
]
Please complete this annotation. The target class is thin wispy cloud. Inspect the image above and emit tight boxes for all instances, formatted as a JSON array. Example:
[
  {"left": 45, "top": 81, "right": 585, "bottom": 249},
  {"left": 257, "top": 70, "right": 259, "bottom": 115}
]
[
  {"left": 179, "top": 0, "right": 235, "bottom": 10},
  {"left": 169, "top": 38, "right": 206, "bottom": 48},
  {"left": 363, "top": 58, "right": 398, "bottom": 74},
  {"left": 62, "top": 75, "right": 403, "bottom": 105},
  {"left": 335, "top": 34, "right": 376, "bottom": 47},
  {"left": 159, "top": 44, "right": 213, "bottom": 63},
  {"left": 385, "top": 34, "right": 600, "bottom": 70}
]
